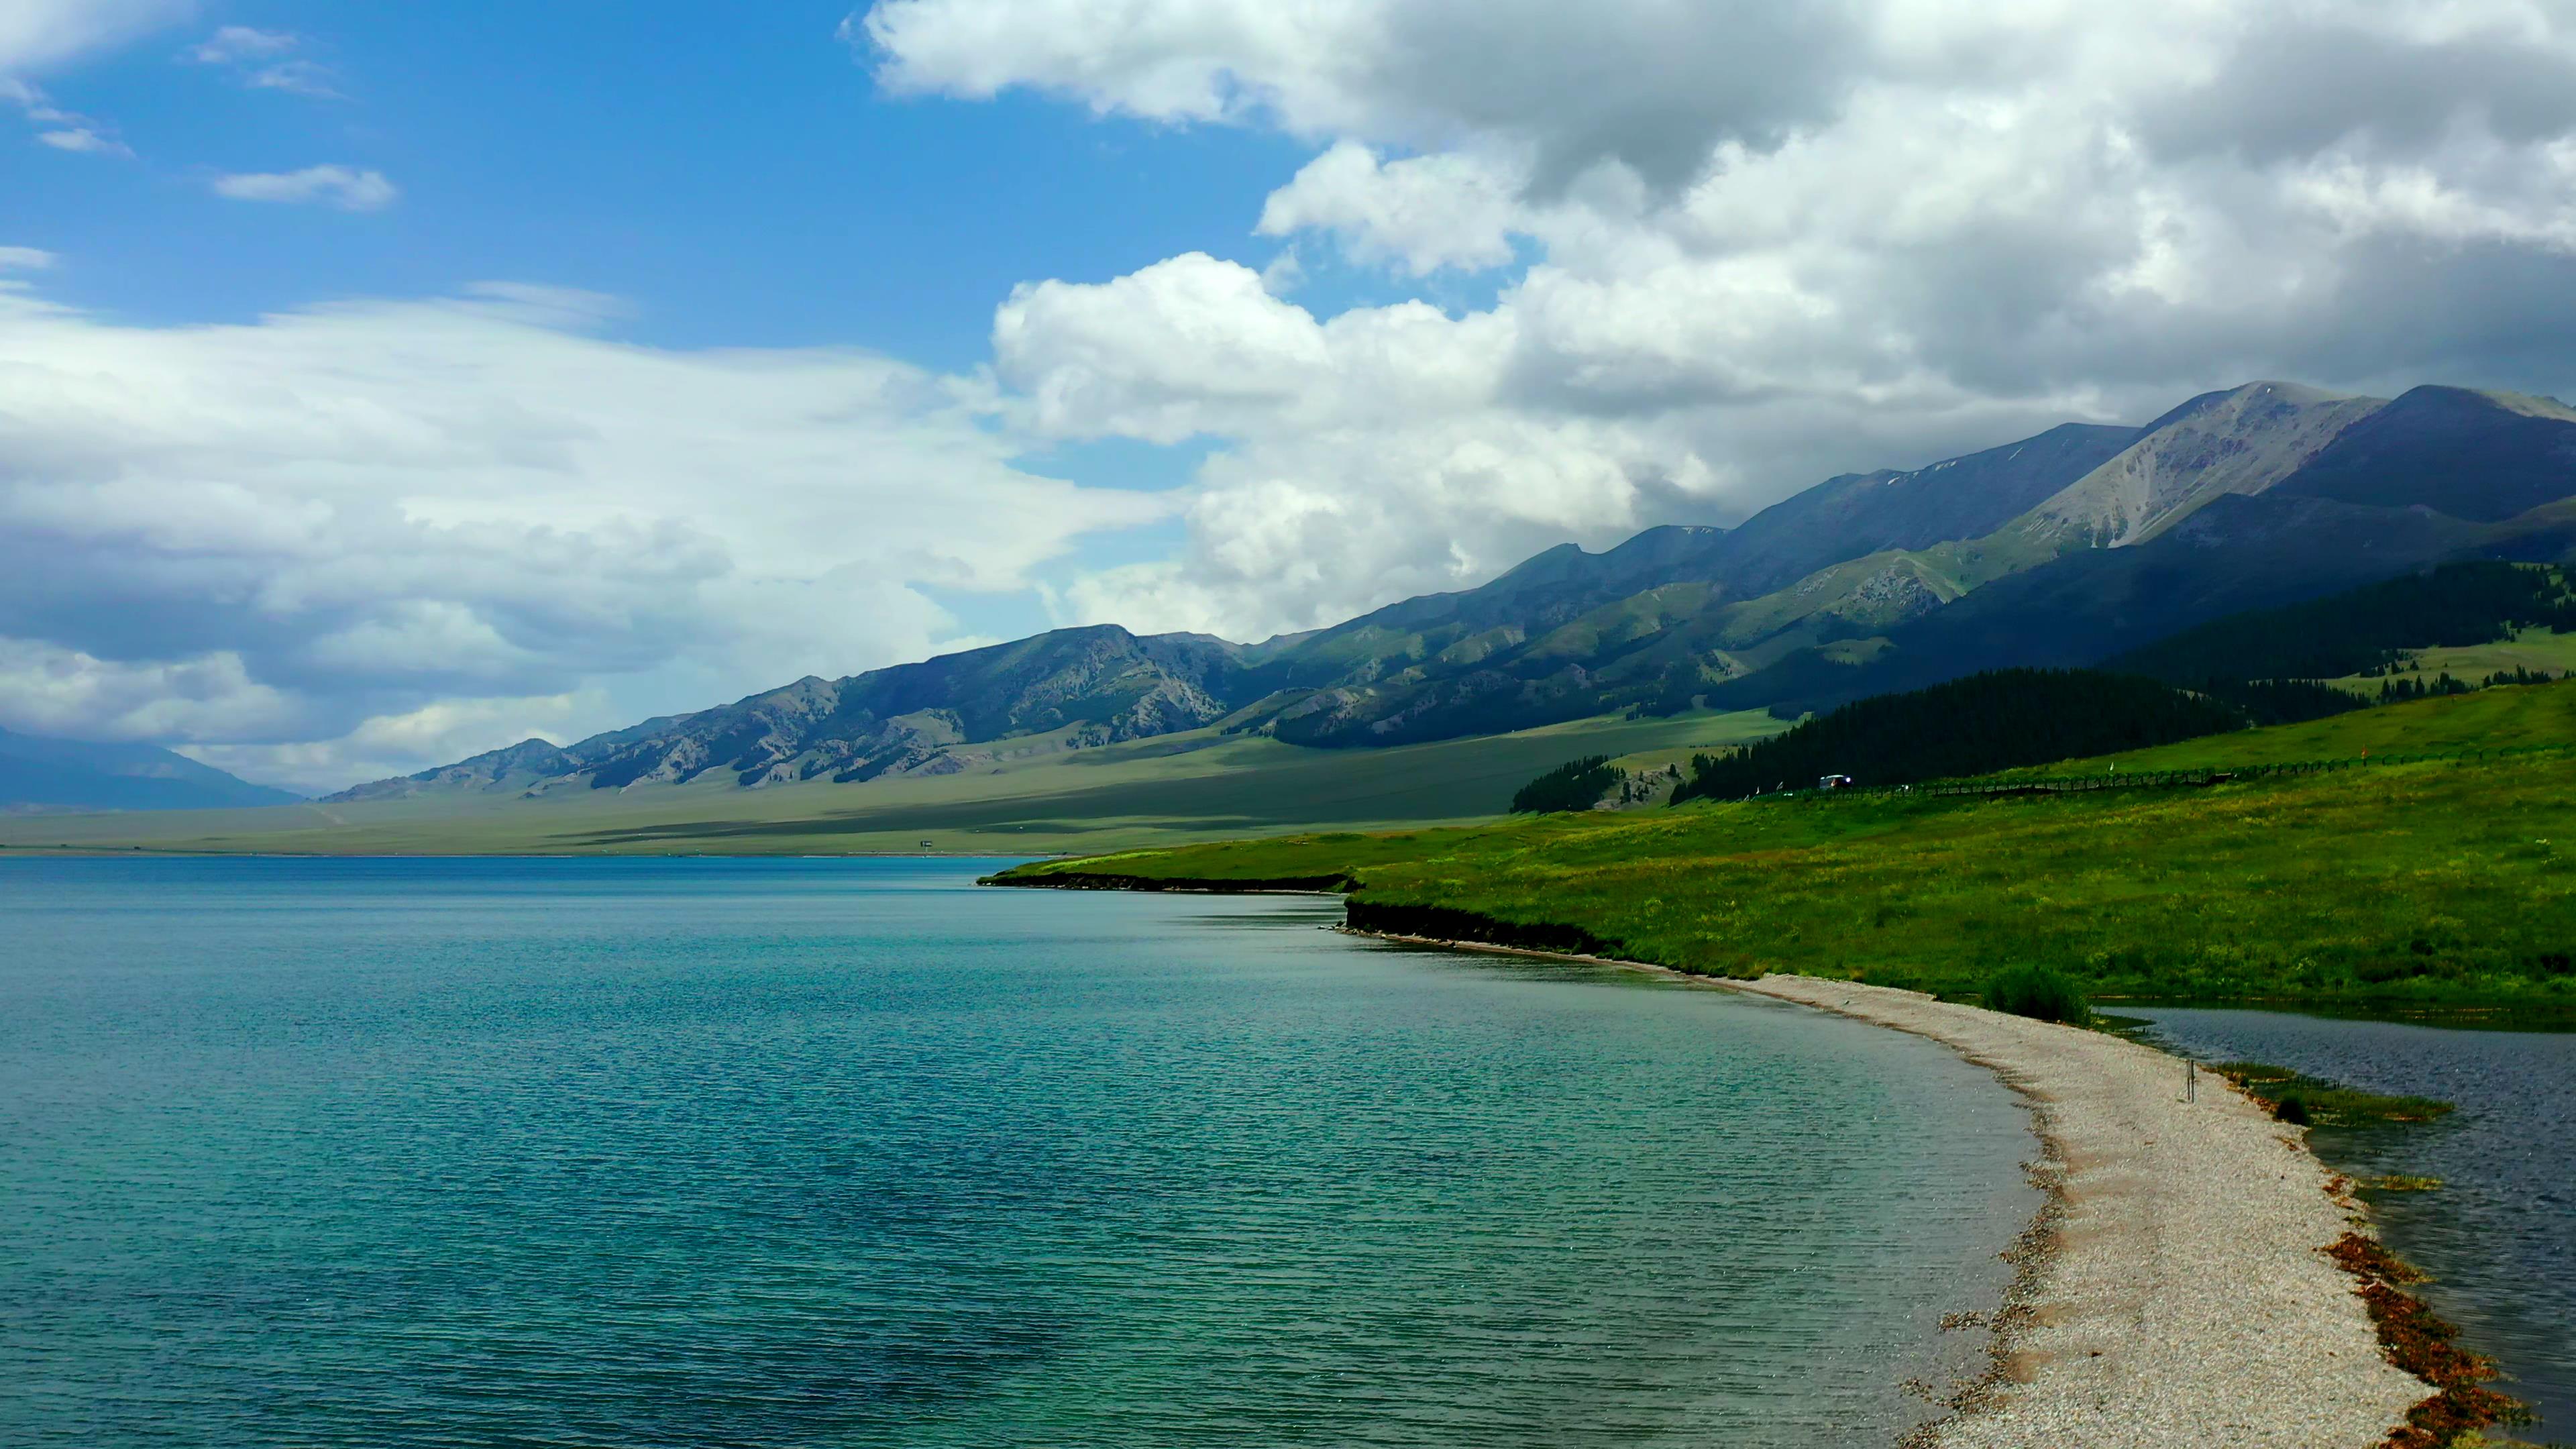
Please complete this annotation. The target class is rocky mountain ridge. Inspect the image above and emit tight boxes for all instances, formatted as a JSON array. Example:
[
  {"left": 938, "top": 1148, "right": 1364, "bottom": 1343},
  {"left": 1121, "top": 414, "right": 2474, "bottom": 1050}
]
[{"left": 334, "top": 380, "right": 2576, "bottom": 802}]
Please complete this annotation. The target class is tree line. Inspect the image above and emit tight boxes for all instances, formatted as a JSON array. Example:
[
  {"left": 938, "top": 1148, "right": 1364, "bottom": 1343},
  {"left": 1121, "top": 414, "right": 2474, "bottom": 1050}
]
[
  {"left": 2107, "top": 561, "right": 2575, "bottom": 686},
  {"left": 1511, "top": 755, "right": 1620, "bottom": 813},
  {"left": 1668, "top": 668, "right": 2248, "bottom": 802}
]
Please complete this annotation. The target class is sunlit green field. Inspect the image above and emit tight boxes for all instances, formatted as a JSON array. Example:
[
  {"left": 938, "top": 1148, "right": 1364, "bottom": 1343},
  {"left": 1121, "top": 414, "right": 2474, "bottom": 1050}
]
[
  {"left": 2319, "top": 625, "right": 2576, "bottom": 696},
  {"left": 2000, "top": 678, "right": 2576, "bottom": 773},
  {"left": 998, "top": 682, "right": 2576, "bottom": 1011},
  {"left": 0, "top": 709, "right": 1784, "bottom": 857}
]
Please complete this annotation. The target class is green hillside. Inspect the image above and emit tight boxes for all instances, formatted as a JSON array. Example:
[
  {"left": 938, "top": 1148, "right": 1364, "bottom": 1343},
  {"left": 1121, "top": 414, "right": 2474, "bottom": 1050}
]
[
  {"left": 2106, "top": 561, "right": 2575, "bottom": 686},
  {"left": 0, "top": 709, "right": 1783, "bottom": 857},
  {"left": 1670, "top": 668, "right": 2247, "bottom": 802},
  {"left": 1994, "top": 678, "right": 2576, "bottom": 773},
  {"left": 995, "top": 682, "right": 2576, "bottom": 1013}
]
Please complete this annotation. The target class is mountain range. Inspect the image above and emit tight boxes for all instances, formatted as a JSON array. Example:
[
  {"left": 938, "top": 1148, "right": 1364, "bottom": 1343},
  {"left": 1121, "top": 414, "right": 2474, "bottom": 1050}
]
[
  {"left": 0, "top": 729, "right": 303, "bottom": 814},
  {"left": 333, "top": 381, "right": 2576, "bottom": 804}
]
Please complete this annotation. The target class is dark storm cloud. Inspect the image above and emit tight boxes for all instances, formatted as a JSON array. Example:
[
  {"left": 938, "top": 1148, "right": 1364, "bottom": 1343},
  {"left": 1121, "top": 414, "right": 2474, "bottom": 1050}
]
[{"left": 2139, "top": 18, "right": 2576, "bottom": 164}]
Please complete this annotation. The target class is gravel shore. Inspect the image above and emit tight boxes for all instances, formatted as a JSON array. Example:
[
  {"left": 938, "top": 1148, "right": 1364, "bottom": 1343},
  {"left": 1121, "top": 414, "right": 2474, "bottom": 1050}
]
[{"left": 1734, "top": 975, "right": 2427, "bottom": 1448}]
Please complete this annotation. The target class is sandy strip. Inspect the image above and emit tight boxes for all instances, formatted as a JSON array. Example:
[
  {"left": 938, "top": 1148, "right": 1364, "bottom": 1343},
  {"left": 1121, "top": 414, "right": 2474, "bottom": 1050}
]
[{"left": 1733, "top": 975, "right": 2425, "bottom": 1448}]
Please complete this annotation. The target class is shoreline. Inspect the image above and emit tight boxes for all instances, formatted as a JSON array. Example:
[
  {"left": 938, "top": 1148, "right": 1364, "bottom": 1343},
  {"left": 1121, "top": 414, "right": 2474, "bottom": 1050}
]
[{"left": 1346, "top": 927, "right": 2434, "bottom": 1447}]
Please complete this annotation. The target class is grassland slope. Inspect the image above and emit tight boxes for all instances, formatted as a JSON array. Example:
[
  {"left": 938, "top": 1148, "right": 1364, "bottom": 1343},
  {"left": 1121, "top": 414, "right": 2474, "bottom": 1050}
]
[
  {"left": 996, "top": 683, "right": 2576, "bottom": 1012},
  {"left": 0, "top": 710, "right": 1783, "bottom": 857}
]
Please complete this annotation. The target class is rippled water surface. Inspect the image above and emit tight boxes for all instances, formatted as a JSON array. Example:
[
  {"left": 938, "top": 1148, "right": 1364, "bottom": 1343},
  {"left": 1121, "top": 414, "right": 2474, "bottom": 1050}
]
[
  {"left": 2126, "top": 1007, "right": 2576, "bottom": 1440},
  {"left": 3, "top": 857, "right": 2037, "bottom": 1447}
]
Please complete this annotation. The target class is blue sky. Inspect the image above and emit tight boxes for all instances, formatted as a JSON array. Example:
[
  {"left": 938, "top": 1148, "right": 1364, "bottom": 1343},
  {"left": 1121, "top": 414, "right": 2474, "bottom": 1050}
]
[
  {"left": 5, "top": 0, "right": 2573, "bottom": 790},
  {"left": 13, "top": 9, "right": 1275, "bottom": 360},
  {"left": 3, "top": 2, "right": 1502, "bottom": 651}
]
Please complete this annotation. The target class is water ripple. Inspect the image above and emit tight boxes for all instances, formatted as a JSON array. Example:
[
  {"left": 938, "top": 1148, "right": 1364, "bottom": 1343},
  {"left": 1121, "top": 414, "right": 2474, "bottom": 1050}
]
[{"left": 1, "top": 859, "right": 2036, "bottom": 1447}]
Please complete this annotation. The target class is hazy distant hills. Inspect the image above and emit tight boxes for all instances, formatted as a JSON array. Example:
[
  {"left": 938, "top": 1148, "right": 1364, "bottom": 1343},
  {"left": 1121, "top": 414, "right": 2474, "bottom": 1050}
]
[
  {"left": 336, "top": 380, "right": 2576, "bottom": 803},
  {"left": 0, "top": 729, "right": 302, "bottom": 814}
]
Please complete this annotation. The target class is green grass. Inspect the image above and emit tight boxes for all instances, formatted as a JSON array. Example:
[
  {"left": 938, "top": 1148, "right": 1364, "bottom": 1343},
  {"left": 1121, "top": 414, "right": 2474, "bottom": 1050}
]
[
  {"left": 1982, "top": 964, "right": 2094, "bottom": 1025},
  {"left": 0, "top": 708, "right": 1787, "bottom": 857},
  {"left": 2208, "top": 1063, "right": 2454, "bottom": 1126},
  {"left": 1998, "top": 678, "right": 2576, "bottom": 775},
  {"left": 2320, "top": 625, "right": 2576, "bottom": 696},
  {"left": 999, "top": 681, "right": 2576, "bottom": 1012}
]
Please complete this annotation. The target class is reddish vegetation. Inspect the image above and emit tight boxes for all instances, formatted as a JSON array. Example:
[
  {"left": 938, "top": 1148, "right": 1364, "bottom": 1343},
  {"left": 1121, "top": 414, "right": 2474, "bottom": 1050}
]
[{"left": 2322, "top": 1233, "right": 2528, "bottom": 1448}]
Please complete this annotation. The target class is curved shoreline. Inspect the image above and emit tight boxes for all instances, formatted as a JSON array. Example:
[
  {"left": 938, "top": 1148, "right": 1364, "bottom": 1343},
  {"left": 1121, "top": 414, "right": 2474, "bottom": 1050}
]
[{"left": 1345, "top": 928, "right": 2432, "bottom": 1446}]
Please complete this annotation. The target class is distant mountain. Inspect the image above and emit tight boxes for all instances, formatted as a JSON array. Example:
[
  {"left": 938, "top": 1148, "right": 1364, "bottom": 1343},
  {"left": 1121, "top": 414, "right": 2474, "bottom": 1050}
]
[
  {"left": 341, "top": 380, "right": 2576, "bottom": 801},
  {"left": 2270, "top": 387, "right": 2576, "bottom": 522},
  {"left": 0, "top": 729, "right": 303, "bottom": 813},
  {"left": 1711, "top": 386, "right": 2576, "bottom": 715},
  {"left": 331, "top": 626, "right": 1266, "bottom": 802},
  {"left": 1716, "top": 421, "right": 2143, "bottom": 592}
]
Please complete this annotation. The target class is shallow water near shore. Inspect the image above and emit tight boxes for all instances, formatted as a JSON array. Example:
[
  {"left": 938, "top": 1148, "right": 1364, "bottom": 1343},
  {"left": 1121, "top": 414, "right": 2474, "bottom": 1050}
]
[
  {"left": 2125, "top": 1006, "right": 2576, "bottom": 1441},
  {"left": 3, "top": 857, "right": 2035, "bottom": 1447}
]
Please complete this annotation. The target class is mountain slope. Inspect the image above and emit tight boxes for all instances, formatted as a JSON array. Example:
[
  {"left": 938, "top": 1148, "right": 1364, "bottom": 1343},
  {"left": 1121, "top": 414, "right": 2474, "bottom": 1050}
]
[
  {"left": 1715, "top": 421, "right": 2142, "bottom": 592},
  {"left": 2009, "top": 382, "right": 2383, "bottom": 549},
  {"left": 2105, "top": 561, "right": 2576, "bottom": 686},
  {"left": 1686, "top": 384, "right": 2576, "bottom": 717},
  {"left": 328, "top": 625, "right": 1253, "bottom": 802},
  {"left": 0, "top": 729, "right": 303, "bottom": 813},
  {"left": 2269, "top": 386, "right": 2576, "bottom": 522},
  {"left": 340, "top": 378, "right": 2576, "bottom": 800}
]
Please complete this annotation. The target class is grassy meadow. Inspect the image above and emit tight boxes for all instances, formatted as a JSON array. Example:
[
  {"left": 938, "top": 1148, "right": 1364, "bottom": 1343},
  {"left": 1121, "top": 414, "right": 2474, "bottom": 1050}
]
[
  {"left": 0, "top": 708, "right": 1783, "bottom": 857},
  {"left": 1996, "top": 678, "right": 2576, "bottom": 774},
  {"left": 997, "top": 682, "right": 2576, "bottom": 1012},
  {"left": 2319, "top": 624, "right": 2576, "bottom": 696}
]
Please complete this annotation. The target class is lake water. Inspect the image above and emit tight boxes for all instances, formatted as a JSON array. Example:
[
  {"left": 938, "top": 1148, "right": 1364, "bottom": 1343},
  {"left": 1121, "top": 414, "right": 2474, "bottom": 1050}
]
[
  {"left": 1, "top": 857, "right": 2037, "bottom": 1447},
  {"left": 2125, "top": 1006, "right": 2576, "bottom": 1442}
]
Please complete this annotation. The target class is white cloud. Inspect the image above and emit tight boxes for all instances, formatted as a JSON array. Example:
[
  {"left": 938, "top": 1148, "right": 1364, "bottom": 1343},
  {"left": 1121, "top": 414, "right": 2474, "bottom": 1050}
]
[
  {"left": 855, "top": 0, "right": 1868, "bottom": 189},
  {"left": 176, "top": 692, "right": 606, "bottom": 796},
  {"left": 183, "top": 26, "right": 341, "bottom": 99},
  {"left": 5, "top": 75, "right": 129, "bottom": 155},
  {"left": 211, "top": 164, "right": 398, "bottom": 211},
  {"left": 37, "top": 126, "right": 131, "bottom": 156},
  {"left": 0, "top": 246, "right": 52, "bottom": 272},
  {"left": 0, "top": 0, "right": 189, "bottom": 75},
  {"left": 0, "top": 641, "right": 301, "bottom": 745},
  {"left": 861, "top": 0, "right": 2576, "bottom": 639},
  {"left": 184, "top": 25, "right": 292, "bottom": 64},
  {"left": 245, "top": 60, "right": 339, "bottom": 98},
  {"left": 0, "top": 276, "right": 1169, "bottom": 788},
  {"left": 1256, "top": 142, "right": 1524, "bottom": 275}
]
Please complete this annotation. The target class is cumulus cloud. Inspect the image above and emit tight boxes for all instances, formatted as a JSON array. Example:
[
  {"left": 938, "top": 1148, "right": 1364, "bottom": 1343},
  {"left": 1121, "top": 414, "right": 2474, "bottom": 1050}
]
[
  {"left": 0, "top": 278, "right": 1167, "bottom": 792},
  {"left": 857, "top": 0, "right": 1869, "bottom": 191},
  {"left": 859, "top": 0, "right": 2576, "bottom": 638},
  {"left": 211, "top": 164, "right": 397, "bottom": 211},
  {"left": 1255, "top": 142, "right": 1523, "bottom": 275}
]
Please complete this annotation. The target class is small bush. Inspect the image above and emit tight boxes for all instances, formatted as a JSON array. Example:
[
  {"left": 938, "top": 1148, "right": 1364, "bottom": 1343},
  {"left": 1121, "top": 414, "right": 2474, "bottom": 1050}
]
[
  {"left": 1982, "top": 964, "right": 2094, "bottom": 1026},
  {"left": 2275, "top": 1093, "right": 2313, "bottom": 1125}
]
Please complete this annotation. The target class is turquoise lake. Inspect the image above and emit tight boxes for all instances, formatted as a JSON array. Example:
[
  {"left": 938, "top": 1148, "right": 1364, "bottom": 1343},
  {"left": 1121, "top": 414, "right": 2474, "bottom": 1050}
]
[{"left": 1, "top": 857, "right": 2037, "bottom": 1446}]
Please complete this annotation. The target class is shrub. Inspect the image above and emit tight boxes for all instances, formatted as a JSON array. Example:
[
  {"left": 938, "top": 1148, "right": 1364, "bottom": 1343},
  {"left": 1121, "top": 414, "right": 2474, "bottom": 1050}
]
[
  {"left": 1981, "top": 964, "right": 2094, "bottom": 1026},
  {"left": 2275, "top": 1093, "right": 2313, "bottom": 1125}
]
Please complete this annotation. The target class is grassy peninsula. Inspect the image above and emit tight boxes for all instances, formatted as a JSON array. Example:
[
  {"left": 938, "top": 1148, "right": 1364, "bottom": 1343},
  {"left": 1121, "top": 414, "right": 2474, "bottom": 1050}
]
[{"left": 993, "top": 681, "right": 2576, "bottom": 1013}]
